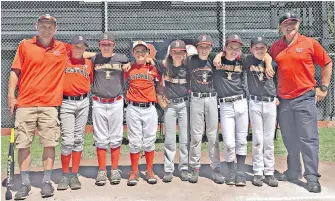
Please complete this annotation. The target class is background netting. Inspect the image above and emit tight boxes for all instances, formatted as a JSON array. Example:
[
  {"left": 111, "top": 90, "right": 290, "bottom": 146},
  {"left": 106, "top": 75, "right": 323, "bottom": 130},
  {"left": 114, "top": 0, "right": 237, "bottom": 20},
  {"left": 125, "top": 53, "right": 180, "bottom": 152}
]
[{"left": 1, "top": 1, "right": 334, "bottom": 128}]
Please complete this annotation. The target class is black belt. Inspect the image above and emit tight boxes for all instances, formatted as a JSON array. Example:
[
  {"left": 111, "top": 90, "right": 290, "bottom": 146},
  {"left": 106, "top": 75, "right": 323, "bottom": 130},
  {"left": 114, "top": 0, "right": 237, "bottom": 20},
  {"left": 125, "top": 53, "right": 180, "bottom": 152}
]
[
  {"left": 129, "top": 101, "right": 155, "bottom": 108},
  {"left": 63, "top": 93, "right": 88, "bottom": 101},
  {"left": 192, "top": 92, "right": 217, "bottom": 98},
  {"left": 219, "top": 94, "right": 245, "bottom": 103},
  {"left": 250, "top": 95, "right": 275, "bottom": 102},
  {"left": 170, "top": 96, "right": 189, "bottom": 104}
]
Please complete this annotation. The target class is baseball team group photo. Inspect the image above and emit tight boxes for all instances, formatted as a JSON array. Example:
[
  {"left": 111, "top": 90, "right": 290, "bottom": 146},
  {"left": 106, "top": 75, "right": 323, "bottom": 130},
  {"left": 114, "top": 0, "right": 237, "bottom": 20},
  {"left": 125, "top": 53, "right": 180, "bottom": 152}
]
[{"left": 1, "top": 1, "right": 335, "bottom": 201}]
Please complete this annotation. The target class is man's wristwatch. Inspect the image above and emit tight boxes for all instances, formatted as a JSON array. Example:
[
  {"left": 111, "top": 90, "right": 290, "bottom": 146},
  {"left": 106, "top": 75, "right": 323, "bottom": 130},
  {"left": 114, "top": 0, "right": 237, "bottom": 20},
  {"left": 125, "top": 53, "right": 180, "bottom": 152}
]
[{"left": 320, "top": 85, "right": 328, "bottom": 92}]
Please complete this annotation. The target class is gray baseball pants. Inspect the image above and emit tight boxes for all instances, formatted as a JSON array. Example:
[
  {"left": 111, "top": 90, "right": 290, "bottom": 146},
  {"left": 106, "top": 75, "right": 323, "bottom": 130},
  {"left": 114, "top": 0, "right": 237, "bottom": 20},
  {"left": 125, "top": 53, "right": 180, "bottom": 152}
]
[
  {"left": 163, "top": 100, "right": 190, "bottom": 173},
  {"left": 60, "top": 97, "right": 89, "bottom": 156},
  {"left": 189, "top": 94, "right": 220, "bottom": 170},
  {"left": 249, "top": 98, "right": 276, "bottom": 176}
]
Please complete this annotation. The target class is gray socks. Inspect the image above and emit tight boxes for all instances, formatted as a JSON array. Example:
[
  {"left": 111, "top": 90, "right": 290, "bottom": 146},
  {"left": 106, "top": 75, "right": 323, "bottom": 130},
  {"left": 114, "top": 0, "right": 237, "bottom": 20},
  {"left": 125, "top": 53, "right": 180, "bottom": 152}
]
[
  {"left": 21, "top": 171, "right": 31, "bottom": 186},
  {"left": 42, "top": 170, "right": 52, "bottom": 183}
]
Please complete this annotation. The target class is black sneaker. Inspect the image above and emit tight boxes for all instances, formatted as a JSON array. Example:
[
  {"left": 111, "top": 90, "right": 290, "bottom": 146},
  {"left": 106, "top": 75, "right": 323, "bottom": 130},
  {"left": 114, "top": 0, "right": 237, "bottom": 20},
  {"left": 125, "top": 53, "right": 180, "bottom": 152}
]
[
  {"left": 14, "top": 183, "right": 31, "bottom": 200},
  {"left": 264, "top": 175, "right": 278, "bottom": 187},
  {"left": 40, "top": 181, "right": 54, "bottom": 198},
  {"left": 306, "top": 177, "right": 321, "bottom": 193},
  {"left": 225, "top": 171, "right": 235, "bottom": 185},
  {"left": 69, "top": 173, "right": 81, "bottom": 190},
  {"left": 235, "top": 172, "right": 246, "bottom": 186},
  {"left": 163, "top": 172, "right": 173, "bottom": 183},
  {"left": 180, "top": 170, "right": 189, "bottom": 181},
  {"left": 189, "top": 168, "right": 199, "bottom": 183},
  {"left": 252, "top": 175, "right": 263, "bottom": 187},
  {"left": 276, "top": 171, "right": 302, "bottom": 181},
  {"left": 57, "top": 174, "right": 70, "bottom": 191}
]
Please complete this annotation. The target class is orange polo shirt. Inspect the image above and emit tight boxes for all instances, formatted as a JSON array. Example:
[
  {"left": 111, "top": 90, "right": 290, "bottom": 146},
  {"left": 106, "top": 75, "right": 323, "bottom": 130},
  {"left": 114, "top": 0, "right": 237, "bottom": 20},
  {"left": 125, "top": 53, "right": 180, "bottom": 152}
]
[
  {"left": 124, "top": 63, "right": 161, "bottom": 103},
  {"left": 11, "top": 36, "right": 69, "bottom": 107},
  {"left": 63, "top": 56, "right": 93, "bottom": 96},
  {"left": 270, "top": 33, "right": 332, "bottom": 99}
]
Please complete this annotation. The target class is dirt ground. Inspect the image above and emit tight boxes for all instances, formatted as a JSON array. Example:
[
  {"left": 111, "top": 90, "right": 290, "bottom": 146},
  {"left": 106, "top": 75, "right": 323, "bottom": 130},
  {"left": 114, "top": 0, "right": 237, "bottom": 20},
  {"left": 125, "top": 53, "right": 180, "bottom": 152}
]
[{"left": 2, "top": 152, "right": 335, "bottom": 201}]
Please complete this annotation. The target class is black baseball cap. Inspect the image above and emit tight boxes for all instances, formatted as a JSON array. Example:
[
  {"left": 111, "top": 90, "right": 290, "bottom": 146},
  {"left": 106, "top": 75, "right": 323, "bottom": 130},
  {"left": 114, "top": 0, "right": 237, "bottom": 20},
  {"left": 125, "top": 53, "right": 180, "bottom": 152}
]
[
  {"left": 71, "top": 35, "right": 88, "bottom": 47},
  {"left": 197, "top": 34, "right": 213, "bottom": 46},
  {"left": 279, "top": 12, "right": 301, "bottom": 25},
  {"left": 250, "top": 36, "right": 267, "bottom": 47},
  {"left": 98, "top": 32, "right": 115, "bottom": 44},
  {"left": 37, "top": 14, "right": 57, "bottom": 24},
  {"left": 226, "top": 34, "right": 243, "bottom": 45},
  {"left": 170, "top": 40, "right": 186, "bottom": 51}
]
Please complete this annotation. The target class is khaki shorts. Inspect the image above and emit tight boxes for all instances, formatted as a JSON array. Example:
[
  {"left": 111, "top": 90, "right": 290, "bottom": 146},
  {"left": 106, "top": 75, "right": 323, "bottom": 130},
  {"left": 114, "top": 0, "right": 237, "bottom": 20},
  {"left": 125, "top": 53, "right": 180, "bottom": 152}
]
[{"left": 14, "top": 107, "right": 60, "bottom": 148}]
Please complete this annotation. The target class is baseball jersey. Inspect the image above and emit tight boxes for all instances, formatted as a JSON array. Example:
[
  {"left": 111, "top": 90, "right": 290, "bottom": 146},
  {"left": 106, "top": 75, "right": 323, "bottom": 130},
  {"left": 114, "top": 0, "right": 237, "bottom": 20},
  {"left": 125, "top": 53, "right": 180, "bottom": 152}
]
[
  {"left": 270, "top": 33, "right": 332, "bottom": 99},
  {"left": 159, "top": 61, "right": 189, "bottom": 99},
  {"left": 63, "top": 57, "right": 94, "bottom": 96},
  {"left": 11, "top": 36, "right": 69, "bottom": 107},
  {"left": 124, "top": 63, "right": 161, "bottom": 103},
  {"left": 244, "top": 54, "right": 277, "bottom": 97},
  {"left": 213, "top": 56, "right": 245, "bottom": 98},
  {"left": 91, "top": 53, "right": 129, "bottom": 98},
  {"left": 188, "top": 55, "right": 216, "bottom": 93}
]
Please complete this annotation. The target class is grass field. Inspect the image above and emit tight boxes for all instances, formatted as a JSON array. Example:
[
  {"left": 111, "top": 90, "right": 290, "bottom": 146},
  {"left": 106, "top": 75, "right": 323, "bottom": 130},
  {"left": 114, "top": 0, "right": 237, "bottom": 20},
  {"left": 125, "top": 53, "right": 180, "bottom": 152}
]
[{"left": 1, "top": 128, "right": 334, "bottom": 173}]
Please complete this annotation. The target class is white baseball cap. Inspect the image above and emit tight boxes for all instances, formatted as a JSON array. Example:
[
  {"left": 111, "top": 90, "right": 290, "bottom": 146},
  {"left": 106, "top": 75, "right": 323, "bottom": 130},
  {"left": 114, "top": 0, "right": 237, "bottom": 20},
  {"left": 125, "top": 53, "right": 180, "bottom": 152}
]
[{"left": 132, "top": 40, "right": 148, "bottom": 50}]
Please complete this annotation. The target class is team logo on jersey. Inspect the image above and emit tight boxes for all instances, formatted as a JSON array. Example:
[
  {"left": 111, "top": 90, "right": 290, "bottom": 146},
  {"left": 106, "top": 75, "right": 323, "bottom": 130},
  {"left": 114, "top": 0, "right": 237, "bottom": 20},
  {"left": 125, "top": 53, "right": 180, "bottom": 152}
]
[
  {"left": 296, "top": 48, "right": 303, "bottom": 53},
  {"left": 250, "top": 64, "right": 265, "bottom": 82},
  {"left": 193, "top": 68, "right": 213, "bottom": 84},
  {"left": 226, "top": 72, "right": 233, "bottom": 80},
  {"left": 201, "top": 71, "right": 208, "bottom": 82},
  {"left": 105, "top": 70, "right": 111, "bottom": 79},
  {"left": 53, "top": 50, "right": 60, "bottom": 56}
]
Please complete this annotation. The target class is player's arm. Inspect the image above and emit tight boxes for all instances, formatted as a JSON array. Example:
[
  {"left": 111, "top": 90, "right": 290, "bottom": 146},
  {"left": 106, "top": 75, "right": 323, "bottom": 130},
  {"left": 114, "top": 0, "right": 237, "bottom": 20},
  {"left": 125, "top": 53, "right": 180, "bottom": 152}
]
[
  {"left": 213, "top": 52, "right": 224, "bottom": 67},
  {"left": 83, "top": 51, "right": 97, "bottom": 59},
  {"left": 8, "top": 70, "right": 20, "bottom": 115},
  {"left": 8, "top": 42, "right": 25, "bottom": 115},
  {"left": 264, "top": 53, "right": 275, "bottom": 78}
]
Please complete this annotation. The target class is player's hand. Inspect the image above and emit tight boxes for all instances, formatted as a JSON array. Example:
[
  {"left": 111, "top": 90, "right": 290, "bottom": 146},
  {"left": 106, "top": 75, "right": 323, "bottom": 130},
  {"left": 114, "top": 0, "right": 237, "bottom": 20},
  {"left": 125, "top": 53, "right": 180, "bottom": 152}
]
[
  {"left": 8, "top": 96, "right": 17, "bottom": 116},
  {"left": 122, "top": 62, "right": 132, "bottom": 72},
  {"left": 213, "top": 52, "right": 225, "bottom": 68},
  {"left": 275, "top": 97, "right": 280, "bottom": 106},
  {"left": 315, "top": 88, "right": 327, "bottom": 103},
  {"left": 265, "top": 66, "right": 275, "bottom": 78},
  {"left": 146, "top": 58, "right": 155, "bottom": 65}
]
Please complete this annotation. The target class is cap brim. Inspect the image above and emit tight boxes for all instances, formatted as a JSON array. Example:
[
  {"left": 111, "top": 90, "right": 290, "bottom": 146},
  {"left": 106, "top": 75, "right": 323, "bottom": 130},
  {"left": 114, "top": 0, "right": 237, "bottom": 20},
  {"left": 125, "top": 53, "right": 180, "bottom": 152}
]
[
  {"left": 99, "top": 40, "right": 114, "bottom": 45},
  {"left": 170, "top": 48, "right": 186, "bottom": 51},
  {"left": 71, "top": 42, "right": 89, "bottom": 47},
  {"left": 251, "top": 42, "right": 267, "bottom": 47},
  {"left": 196, "top": 42, "right": 213, "bottom": 46},
  {"left": 132, "top": 44, "right": 148, "bottom": 50},
  {"left": 226, "top": 40, "right": 243, "bottom": 45},
  {"left": 280, "top": 18, "right": 300, "bottom": 25}
]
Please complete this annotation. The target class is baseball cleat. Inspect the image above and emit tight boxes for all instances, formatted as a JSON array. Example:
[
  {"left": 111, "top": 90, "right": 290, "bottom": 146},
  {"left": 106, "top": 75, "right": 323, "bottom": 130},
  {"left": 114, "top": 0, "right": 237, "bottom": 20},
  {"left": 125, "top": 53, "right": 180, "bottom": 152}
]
[
  {"left": 95, "top": 170, "right": 107, "bottom": 186},
  {"left": 127, "top": 171, "right": 139, "bottom": 186}
]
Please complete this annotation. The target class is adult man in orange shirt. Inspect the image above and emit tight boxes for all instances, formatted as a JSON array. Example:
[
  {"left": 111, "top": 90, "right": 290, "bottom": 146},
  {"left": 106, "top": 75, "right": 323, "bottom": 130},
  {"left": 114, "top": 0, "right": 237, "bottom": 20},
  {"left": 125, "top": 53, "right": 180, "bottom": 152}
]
[
  {"left": 124, "top": 41, "right": 161, "bottom": 186},
  {"left": 8, "top": 14, "right": 68, "bottom": 199},
  {"left": 270, "top": 13, "right": 333, "bottom": 193},
  {"left": 57, "top": 35, "right": 93, "bottom": 191}
]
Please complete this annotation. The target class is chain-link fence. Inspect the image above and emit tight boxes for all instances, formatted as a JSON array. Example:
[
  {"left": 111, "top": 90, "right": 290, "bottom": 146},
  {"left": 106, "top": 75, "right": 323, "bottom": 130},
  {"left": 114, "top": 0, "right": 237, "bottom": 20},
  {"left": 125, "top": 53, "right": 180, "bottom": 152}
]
[{"left": 1, "top": 1, "right": 334, "bottom": 128}]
